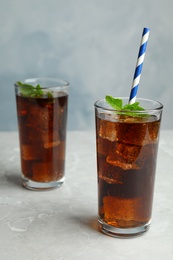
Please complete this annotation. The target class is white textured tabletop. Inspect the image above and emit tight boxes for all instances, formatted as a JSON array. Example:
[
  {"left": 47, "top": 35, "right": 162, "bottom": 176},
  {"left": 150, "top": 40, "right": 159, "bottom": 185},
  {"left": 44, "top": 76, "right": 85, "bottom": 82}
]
[{"left": 0, "top": 131, "right": 173, "bottom": 260}]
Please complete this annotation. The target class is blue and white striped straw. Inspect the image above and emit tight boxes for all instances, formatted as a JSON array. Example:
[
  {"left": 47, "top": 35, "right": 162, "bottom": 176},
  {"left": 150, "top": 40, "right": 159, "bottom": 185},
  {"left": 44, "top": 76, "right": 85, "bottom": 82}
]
[{"left": 129, "top": 27, "right": 150, "bottom": 104}]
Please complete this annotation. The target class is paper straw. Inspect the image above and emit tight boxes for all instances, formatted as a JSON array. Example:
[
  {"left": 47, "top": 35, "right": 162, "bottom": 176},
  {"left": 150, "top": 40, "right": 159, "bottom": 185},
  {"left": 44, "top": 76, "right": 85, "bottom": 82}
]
[{"left": 129, "top": 27, "right": 150, "bottom": 104}]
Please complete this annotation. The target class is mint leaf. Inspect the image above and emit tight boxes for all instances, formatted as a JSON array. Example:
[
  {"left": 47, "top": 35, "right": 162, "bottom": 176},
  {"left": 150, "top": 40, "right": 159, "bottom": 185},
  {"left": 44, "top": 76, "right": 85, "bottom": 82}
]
[
  {"left": 47, "top": 92, "right": 53, "bottom": 99},
  {"left": 105, "top": 95, "right": 148, "bottom": 117},
  {"left": 106, "top": 96, "right": 123, "bottom": 110},
  {"left": 17, "top": 81, "right": 53, "bottom": 98},
  {"left": 122, "top": 102, "right": 145, "bottom": 111},
  {"left": 17, "top": 81, "right": 35, "bottom": 96}
]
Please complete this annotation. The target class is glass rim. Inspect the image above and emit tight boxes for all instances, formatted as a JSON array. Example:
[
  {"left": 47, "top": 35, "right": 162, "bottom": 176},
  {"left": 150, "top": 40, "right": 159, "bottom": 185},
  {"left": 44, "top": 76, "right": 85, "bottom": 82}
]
[
  {"left": 14, "top": 77, "right": 69, "bottom": 89},
  {"left": 94, "top": 97, "right": 163, "bottom": 113}
]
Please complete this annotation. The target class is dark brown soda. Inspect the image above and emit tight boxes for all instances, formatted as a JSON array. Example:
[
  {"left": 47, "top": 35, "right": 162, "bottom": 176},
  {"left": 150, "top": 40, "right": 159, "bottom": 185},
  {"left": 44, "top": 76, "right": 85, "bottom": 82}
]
[
  {"left": 96, "top": 115, "right": 160, "bottom": 228},
  {"left": 16, "top": 93, "right": 68, "bottom": 182}
]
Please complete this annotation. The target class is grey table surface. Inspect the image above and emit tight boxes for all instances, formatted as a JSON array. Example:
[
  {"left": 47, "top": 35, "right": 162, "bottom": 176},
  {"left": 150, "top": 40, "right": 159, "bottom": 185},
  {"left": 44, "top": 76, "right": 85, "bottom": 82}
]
[{"left": 0, "top": 131, "right": 172, "bottom": 260}]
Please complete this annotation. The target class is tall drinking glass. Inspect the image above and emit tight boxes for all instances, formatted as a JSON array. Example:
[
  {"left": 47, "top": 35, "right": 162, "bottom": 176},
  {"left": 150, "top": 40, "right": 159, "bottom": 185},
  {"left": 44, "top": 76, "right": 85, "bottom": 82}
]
[
  {"left": 15, "top": 78, "right": 69, "bottom": 191},
  {"left": 95, "top": 98, "right": 163, "bottom": 237}
]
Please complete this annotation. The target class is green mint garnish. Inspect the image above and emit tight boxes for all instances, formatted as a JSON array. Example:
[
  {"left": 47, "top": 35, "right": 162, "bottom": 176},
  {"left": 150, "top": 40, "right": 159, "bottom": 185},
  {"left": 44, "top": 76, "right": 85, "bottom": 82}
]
[
  {"left": 105, "top": 95, "right": 148, "bottom": 117},
  {"left": 17, "top": 81, "right": 53, "bottom": 98},
  {"left": 105, "top": 96, "right": 123, "bottom": 110},
  {"left": 122, "top": 102, "right": 145, "bottom": 111}
]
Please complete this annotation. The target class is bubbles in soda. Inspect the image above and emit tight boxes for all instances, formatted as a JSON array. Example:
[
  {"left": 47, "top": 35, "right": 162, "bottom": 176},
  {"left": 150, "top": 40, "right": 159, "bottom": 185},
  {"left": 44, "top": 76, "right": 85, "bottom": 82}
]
[
  {"left": 96, "top": 114, "right": 160, "bottom": 228},
  {"left": 16, "top": 93, "right": 68, "bottom": 183}
]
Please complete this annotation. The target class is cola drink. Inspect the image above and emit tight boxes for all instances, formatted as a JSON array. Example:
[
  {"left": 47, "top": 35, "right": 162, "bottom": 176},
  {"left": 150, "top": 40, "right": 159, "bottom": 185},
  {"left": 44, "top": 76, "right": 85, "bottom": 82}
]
[
  {"left": 15, "top": 78, "right": 69, "bottom": 190},
  {"left": 95, "top": 98, "right": 163, "bottom": 237}
]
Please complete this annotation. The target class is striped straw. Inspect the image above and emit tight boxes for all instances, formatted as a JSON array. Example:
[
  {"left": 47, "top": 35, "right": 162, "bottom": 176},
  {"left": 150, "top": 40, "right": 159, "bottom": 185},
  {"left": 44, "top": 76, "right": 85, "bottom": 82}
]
[{"left": 129, "top": 27, "right": 150, "bottom": 104}]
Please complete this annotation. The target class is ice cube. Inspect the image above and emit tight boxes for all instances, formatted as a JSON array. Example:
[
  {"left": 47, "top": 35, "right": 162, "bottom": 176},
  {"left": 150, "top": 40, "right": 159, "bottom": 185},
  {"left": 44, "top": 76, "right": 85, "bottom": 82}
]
[
  {"left": 99, "top": 118, "right": 118, "bottom": 142},
  {"left": 21, "top": 145, "right": 40, "bottom": 160},
  {"left": 103, "top": 196, "right": 147, "bottom": 226},
  {"left": 41, "top": 131, "right": 60, "bottom": 149},
  {"left": 117, "top": 122, "right": 147, "bottom": 146},
  {"left": 106, "top": 142, "right": 147, "bottom": 170},
  {"left": 97, "top": 137, "right": 112, "bottom": 156},
  {"left": 147, "top": 121, "right": 160, "bottom": 143},
  {"left": 99, "top": 164, "right": 124, "bottom": 184},
  {"left": 44, "top": 140, "right": 60, "bottom": 149},
  {"left": 117, "top": 117, "right": 160, "bottom": 146},
  {"left": 26, "top": 106, "right": 50, "bottom": 131}
]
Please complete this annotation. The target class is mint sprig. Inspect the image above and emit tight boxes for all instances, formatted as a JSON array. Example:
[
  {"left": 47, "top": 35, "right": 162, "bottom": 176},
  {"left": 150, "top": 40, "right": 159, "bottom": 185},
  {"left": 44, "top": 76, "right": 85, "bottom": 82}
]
[
  {"left": 105, "top": 95, "right": 148, "bottom": 117},
  {"left": 17, "top": 81, "right": 53, "bottom": 98},
  {"left": 105, "top": 96, "right": 123, "bottom": 110}
]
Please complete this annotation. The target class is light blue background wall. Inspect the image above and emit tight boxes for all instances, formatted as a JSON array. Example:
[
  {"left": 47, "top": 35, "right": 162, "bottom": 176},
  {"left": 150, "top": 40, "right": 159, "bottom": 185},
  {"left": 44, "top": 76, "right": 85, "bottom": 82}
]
[{"left": 0, "top": 0, "right": 172, "bottom": 130}]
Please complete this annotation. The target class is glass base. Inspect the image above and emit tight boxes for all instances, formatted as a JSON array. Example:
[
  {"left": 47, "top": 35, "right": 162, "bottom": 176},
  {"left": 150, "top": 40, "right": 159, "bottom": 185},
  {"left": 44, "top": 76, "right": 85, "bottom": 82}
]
[
  {"left": 22, "top": 176, "right": 65, "bottom": 191},
  {"left": 98, "top": 217, "right": 150, "bottom": 238}
]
